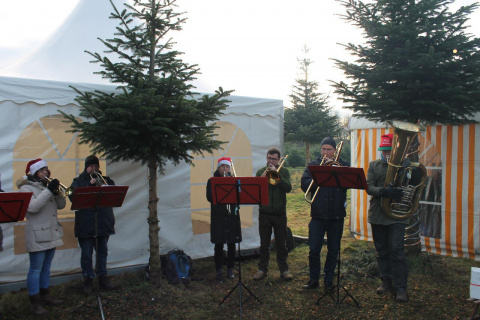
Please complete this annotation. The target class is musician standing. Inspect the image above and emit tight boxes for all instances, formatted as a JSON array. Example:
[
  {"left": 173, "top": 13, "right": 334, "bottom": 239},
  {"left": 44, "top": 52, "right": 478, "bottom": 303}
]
[
  {"left": 253, "top": 148, "right": 293, "bottom": 281},
  {"left": 301, "top": 137, "right": 349, "bottom": 291},
  {"left": 206, "top": 157, "right": 242, "bottom": 281},
  {"left": 17, "top": 159, "right": 65, "bottom": 315},
  {"left": 69, "top": 155, "right": 116, "bottom": 294},
  {"left": 366, "top": 134, "right": 408, "bottom": 302}
]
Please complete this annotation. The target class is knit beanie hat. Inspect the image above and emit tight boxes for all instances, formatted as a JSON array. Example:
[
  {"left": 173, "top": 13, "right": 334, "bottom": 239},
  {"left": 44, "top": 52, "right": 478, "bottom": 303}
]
[
  {"left": 378, "top": 134, "right": 393, "bottom": 151},
  {"left": 321, "top": 137, "right": 336, "bottom": 149},
  {"left": 85, "top": 155, "right": 100, "bottom": 169},
  {"left": 26, "top": 158, "right": 48, "bottom": 176},
  {"left": 217, "top": 157, "right": 232, "bottom": 168}
]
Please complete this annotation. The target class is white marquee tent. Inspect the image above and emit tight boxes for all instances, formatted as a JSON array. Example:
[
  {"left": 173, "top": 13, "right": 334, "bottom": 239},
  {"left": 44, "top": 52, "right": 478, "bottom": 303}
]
[{"left": 0, "top": 0, "right": 284, "bottom": 287}]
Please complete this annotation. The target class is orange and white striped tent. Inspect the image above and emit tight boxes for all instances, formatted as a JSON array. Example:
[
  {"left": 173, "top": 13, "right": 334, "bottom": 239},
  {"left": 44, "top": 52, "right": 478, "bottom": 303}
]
[{"left": 349, "top": 117, "right": 480, "bottom": 260}]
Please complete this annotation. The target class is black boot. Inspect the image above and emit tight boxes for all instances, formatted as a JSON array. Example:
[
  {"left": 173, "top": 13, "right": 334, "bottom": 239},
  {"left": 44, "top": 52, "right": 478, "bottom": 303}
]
[
  {"left": 83, "top": 277, "right": 93, "bottom": 294},
  {"left": 376, "top": 278, "right": 393, "bottom": 294},
  {"left": 40, "top": 287, "right": 64, "bottom": 306},
  {"left": 29, "top": 293, "right": 49, "bottom": 315},
  {"left": 99, "top": 275, "right": 116, "bottom": 291}
]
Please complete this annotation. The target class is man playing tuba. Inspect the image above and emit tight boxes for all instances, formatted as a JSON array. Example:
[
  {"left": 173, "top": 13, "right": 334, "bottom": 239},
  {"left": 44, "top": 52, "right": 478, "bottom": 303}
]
[{"left": 366, "top": 134, "right": 408, "bottom": 302}]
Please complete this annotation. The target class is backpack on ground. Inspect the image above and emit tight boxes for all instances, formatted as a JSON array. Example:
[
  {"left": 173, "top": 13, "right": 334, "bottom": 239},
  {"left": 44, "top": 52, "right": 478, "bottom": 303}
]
[
  {"left": 164, "top": 249, "right": 193, "bottom": 284},
  {"left": 286, "top": 226, "right": 296, "bottom": 252}
]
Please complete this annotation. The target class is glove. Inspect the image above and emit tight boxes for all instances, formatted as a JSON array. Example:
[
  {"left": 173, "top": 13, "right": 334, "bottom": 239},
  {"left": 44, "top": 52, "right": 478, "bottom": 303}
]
[
  {"left": 47, "top": 179, "right": 60, "bottom": 194},
  {"left": 379, "top": 185, "right": 403, "bottom": 201}
]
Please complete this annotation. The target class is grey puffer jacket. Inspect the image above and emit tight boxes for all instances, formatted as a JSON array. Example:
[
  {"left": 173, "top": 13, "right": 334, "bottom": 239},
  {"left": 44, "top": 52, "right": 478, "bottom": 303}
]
[{"left": 16, "top": 176, "right": 65, "bottom": 252}]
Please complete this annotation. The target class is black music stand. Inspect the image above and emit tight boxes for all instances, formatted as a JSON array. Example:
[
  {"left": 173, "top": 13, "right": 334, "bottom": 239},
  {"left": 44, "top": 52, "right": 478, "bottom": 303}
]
[
  {"left": 211, "top": 176, "right": 268, "bottom": 317},
  {"left": 0, "top": 192, "right": 32, "bottom": 223},
  {"left": 307, "top": 166, "right": 366, "bottom": 307},
  {"left": 70, "top": 185, "right": 128, "bottom": 320}
]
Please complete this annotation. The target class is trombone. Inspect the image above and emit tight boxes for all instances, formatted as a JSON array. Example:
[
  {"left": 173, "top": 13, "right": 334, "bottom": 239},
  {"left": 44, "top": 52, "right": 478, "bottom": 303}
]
[
  {"left": 263, "top": 155, "right": 288, "bottom": 185},
  {"left": 304, "top": 141, "right": 344, "bottom": 204},
  {"left": 90, "top": 171, "right": 108, "bottom": 186},
  {"left": 44, "top": 177, "right": 73, "bottom": 198}
]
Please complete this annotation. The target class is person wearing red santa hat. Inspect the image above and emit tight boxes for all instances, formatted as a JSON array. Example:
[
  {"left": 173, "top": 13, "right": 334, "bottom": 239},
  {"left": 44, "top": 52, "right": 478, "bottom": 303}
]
[
  {"left": 16, "top": 158, "right": 65, "bottom": 315},
  {"left": 206, "top": 157, "right": 242, "bottom": 281},
  {"left": 366, "top": 133, "right": 408, "bottom": 302}
]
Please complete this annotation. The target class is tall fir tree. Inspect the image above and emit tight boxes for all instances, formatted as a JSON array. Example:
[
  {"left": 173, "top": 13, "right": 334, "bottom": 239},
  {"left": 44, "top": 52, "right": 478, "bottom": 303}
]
[
  {"left": 60, "top": 0, "right": 232, "bottom": 284},
  {"left": 285, "top": 46, "right": 340, "bottom": 165},
  {"left": 331, "top": 0, "right": 480, "bottom": 125}
]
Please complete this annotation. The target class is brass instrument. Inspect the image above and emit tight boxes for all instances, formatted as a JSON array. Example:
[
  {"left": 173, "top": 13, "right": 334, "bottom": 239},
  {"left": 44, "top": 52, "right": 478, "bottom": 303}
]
[
  {"left": 381, "top": 121, "right": 427, "bottom": 221},
  {"left": 264, "top": 155, "right": 288, "bottom": 185},
  {"left": 90, "top": 171, "right": 108, "bottom": 186},
  {"left": 44, "top": 177, "right": 73, "bottom": 198},
  {"left": 304, "top": 141, "right": 344, "bottom": 204}
]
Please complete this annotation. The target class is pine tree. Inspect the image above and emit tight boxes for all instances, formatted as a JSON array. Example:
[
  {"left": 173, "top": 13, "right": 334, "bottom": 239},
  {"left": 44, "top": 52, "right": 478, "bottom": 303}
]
[
  {"left": 60, "top": 0, "right": 232, "bottom": 284},
  {"left": 332, "top": 0, "right": 480, "bottom": 125},
  {"left": 285, "top": 46, "right": 340, "bottom": 165}
]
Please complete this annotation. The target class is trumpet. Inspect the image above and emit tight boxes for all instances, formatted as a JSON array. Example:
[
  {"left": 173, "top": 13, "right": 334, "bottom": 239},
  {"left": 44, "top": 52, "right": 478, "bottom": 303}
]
[
  {"left": 90, "top": 171, "right": 108, "bottom": 186},
  {"left": 263, "top": 155, "right": 288, "bottom": 185},
  {"left": 304, "top": 141, "right": 344, "bottom": 204},
  {"left": 44, "top": 177, "right": 73, "bottom": 198}
]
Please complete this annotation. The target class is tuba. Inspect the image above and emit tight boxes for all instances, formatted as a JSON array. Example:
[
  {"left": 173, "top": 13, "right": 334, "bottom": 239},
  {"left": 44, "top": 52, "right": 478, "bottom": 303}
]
[
  {"left": 381, "top": 121, "right": 427, "bottom": 221},
  {"left": 304, "top": 141, "right": 343, "bottom": 204},
  {"left": 264, "top": 155, "right": 288, "bottom": 185}
]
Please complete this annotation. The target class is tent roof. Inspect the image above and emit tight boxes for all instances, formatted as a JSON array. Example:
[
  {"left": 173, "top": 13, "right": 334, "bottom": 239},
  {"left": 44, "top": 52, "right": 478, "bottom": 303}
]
[{"left": 0, "top": 76, "right": 283, "bottom": 117}]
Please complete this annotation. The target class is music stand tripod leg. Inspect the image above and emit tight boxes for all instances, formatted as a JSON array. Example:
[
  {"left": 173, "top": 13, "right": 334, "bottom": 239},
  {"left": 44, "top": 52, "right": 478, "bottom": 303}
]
[{"left": 316, "top": 246, "right": 360, "bottom": 307}]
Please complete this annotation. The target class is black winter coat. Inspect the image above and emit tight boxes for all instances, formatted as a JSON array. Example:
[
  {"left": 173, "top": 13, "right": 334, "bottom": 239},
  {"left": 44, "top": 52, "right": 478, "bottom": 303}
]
[
  {"left": 206, "top": 170, "right": 242, "bottom": 244},
  {"left": 301, "top": 156, "right": 349, "bottom": 220},
  {"left": 69, "top": 170, "right": 116, "bottom": 238}
]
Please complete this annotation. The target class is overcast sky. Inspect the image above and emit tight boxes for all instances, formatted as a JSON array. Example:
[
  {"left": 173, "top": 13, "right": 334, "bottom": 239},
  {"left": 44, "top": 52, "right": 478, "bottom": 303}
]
[{"left": 0, "top": 0, "right": 479, "bottom": 111}]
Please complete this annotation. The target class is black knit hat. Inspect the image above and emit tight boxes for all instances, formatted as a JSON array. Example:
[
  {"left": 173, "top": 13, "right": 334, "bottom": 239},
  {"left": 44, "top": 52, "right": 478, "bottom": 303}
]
[
  {"left": 85, "top": 155, "right": 100, "bottom": 169},
  {"left": 321, "top": 137, "right": 336, "bottom": 149}
]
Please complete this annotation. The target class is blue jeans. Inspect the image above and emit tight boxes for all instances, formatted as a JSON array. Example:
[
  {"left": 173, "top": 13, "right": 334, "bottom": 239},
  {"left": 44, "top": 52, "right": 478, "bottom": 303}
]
[
  {"left": 27, "top": 248, "right": 56, "bottom": 295},
  {"left": 308, "top": 218, "right": 344, "bottom": 282},
  {"left": 371, "top": 223, "right": 408, "bottom": 290},
  {"left": 78, "top": 236, "right": 109, "bottom": 278}
]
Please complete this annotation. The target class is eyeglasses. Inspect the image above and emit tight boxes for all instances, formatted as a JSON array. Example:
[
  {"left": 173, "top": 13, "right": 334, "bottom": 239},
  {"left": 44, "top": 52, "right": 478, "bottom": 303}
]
[
  {"left": 267, "top": 157, "right": 279, "bottom": 161},
  {"left": 321, "top": 148, "right": 335, "bottom": 152}
]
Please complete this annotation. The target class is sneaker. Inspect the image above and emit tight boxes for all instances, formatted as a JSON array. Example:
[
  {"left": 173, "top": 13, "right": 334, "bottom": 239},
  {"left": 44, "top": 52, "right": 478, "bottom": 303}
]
[
  {"left": 376, "top": 278, "right": 393, "bottom": 294},
  {"left": 227, "top": 268, "right": 235, "bottom": 279},
  {"left": 99, "top": 275, "right": 116, "bottom": 291},
  {"left": 280, "top": 270, "right": 293, "bottom": 281},
  {"left": 302, "top": 279, "right": 319, "bottom": 290},
  {"left": 216, "top": 268, "right": 223, "bottom": 281},
  {"left": 395, "top": 289, "right": 408, "bottom": 302},
  {"left": 253, "top": 270, "right": 267, "bottom": 281},
  {"left": 83, "top": 277, "right": 93, "bottom": 294}
]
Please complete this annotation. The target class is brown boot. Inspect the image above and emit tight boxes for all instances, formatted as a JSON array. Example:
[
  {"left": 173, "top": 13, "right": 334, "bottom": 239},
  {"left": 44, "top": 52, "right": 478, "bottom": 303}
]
[
  {"left": 40, "top": 287, "right": 64, "bottom": 306},
  {"left": 376, "top": 278, "right": 393, "bottom": 294},
  {"left": 99, "top": 275, "right": 116, "bottom": 291},
  {"left": 29, "top": 293, "right": 49, "bottom": 315}
]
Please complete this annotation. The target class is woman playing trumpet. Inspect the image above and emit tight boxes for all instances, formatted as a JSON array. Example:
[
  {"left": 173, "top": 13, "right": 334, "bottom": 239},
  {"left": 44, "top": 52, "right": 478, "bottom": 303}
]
[{"left": 16, "top": 158, "right": 65, "bottom": 315}]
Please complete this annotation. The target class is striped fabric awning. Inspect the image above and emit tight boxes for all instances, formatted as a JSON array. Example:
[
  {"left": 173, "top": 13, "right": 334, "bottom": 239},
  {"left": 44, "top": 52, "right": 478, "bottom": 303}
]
[{"left": 350, "top": 120, "right": 479, "bottom": 260}]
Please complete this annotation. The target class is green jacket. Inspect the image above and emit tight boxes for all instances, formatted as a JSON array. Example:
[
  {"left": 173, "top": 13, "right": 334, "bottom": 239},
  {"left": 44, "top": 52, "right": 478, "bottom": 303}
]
[
  {"left": 255, "top": 166, "right": 292, "bottom": 215},
  {"left": 366, "top": 158, "right": 408, "bottom": 225}
]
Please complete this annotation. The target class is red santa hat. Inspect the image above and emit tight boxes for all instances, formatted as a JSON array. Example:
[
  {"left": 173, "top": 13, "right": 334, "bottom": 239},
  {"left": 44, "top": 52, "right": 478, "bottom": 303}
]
[
  {"left": 378, "top": 134, "right": 393, "bottom": 151},
  {"left": 217, "top": 157, "right": 232, "bottom": 168},
  {"left": 26, "top": 158, "right": 48, "bottom": 176}
]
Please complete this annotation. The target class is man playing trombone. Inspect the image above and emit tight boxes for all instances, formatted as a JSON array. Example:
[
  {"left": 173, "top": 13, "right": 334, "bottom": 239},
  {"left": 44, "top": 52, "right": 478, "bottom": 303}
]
[
  {"left": 253, "top": 148, "right": 293, "bottom": 281},
  {"left": 69, "top": 155, "right": 116, "bottom": 294},
  {"left": 301, "top": 137, "right": 349, "bottom": 291}
]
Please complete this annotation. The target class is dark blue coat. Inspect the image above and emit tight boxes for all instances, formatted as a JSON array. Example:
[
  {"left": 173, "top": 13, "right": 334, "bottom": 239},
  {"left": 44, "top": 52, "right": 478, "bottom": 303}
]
[
  {"left": 69, "top": 170, "right": 115, "bottom": 238},
  {"left": 301, "top": 156, "right": 349, "bottom": 220}
]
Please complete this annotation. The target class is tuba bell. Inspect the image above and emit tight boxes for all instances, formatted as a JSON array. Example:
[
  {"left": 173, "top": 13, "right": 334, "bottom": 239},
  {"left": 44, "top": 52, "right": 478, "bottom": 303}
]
[{"left": 381, "top": 121, "right": 427, "bottom": 221}]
